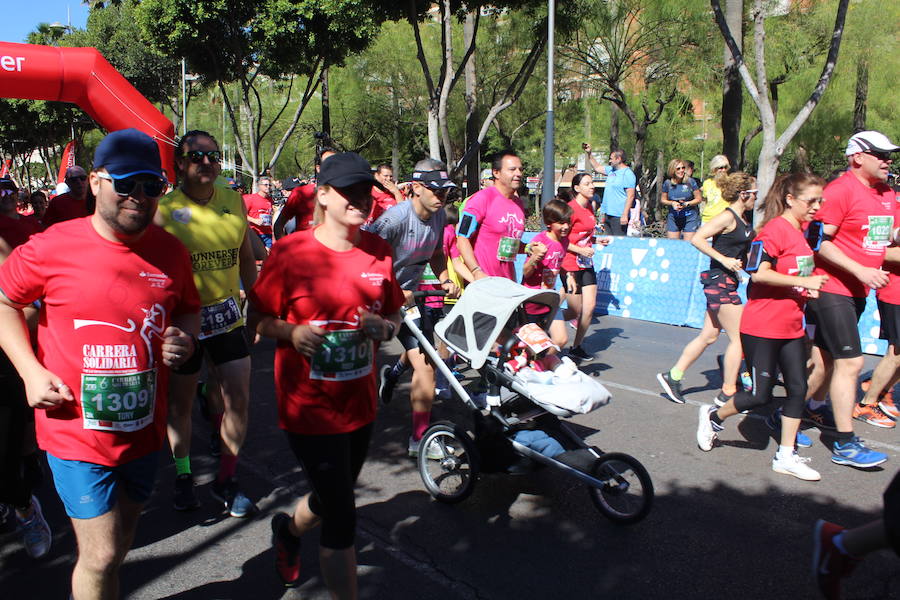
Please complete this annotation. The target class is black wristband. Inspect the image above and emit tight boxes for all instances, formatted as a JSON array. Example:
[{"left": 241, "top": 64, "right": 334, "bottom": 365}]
[{"left": 172, "top": 334, "right": 202, "bottom": 375}]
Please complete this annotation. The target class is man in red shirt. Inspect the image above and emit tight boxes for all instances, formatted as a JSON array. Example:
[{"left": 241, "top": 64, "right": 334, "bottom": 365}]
[
  {"left": 243, "top": 176, "right": 274, "bottom": 250},
  {"left": 43, "top": 166, "right": 91, "bottom": 226},
  {"left": 366, "top": 163, "right": 405, "bottom": 225},
  {"left": 0, "top": 129, "right": 200, "bottom": 599},
  {"left": 804, "top": 130, "right": 898, "bottom": 468},
  {"left": 273, "top": 148, "right": 336, "bottom": 239}
]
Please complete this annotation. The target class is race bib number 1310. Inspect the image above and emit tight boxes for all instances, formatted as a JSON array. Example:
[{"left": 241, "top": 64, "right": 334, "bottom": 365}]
[{"left": 310, "top": 329, "right": 372, "bottom": 381}]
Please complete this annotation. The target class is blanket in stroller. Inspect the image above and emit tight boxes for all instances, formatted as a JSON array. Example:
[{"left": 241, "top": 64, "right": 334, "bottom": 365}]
[{"left": 515, "top": 359, "right": 611, "bottom": 414}]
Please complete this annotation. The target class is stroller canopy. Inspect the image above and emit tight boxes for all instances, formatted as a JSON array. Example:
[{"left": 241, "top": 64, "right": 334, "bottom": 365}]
[{"left": 434, "top": 277, "right": 560, "bottom": 369}]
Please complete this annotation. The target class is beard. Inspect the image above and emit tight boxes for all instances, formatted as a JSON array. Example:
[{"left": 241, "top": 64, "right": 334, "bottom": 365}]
[{"left": 99, "top": 201, "right": 154, "bottom": 236}]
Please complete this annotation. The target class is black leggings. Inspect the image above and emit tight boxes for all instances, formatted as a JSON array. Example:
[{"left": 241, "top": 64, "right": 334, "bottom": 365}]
[
  {"left": 284, "top": 423, "right": 373, "bottom": 549},
  {"left": 733, "top": 334, "right": 807, "bottom": 418},
  {"left": 0, "top": 353, "right": 36, "bottom": 508}
]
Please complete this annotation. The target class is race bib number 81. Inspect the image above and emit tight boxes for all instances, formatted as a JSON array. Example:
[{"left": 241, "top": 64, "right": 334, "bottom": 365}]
[
  {"left": 310, "top": 329, "right": 373, "bottom": 381},
  {"left": 81, "top": 369, "right": 156, "bottom": 432}
]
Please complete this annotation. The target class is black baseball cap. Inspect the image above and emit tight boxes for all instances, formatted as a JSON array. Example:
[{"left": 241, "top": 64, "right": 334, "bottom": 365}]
[
  {"left": 93, "top": 128, "right": 163, "bottom": 180},
  {"left": 412, "top": 170, "right": 456, "bottom": 191},
  {"left": 316, "top": 152, "right": 375, "bottom": 188}
]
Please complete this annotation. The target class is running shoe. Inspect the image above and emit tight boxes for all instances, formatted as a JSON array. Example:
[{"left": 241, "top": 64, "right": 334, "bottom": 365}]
[
  {"left": 802, "top": 403, "right": 837, "bottom": 430},
  {"left": 379, "top": 364, "right": 397, "bottom": 405},
  {"left": 657, "top": 371, "right": 686, "bottom": 404},
  {"left": 852, "top": 403, "right": 896, "bottom": 429},
  {"left": 173, "top": 473, "right": 200, "bottom": 511},
  {"left": 860, "top": 379, "right": 899, "bottom": 420},
  {"left": 17, "top": 496, "right": 51, "bottom": 559},
  {"left": 696, "top": 404, "right": 717, "bottom": 451},
  {"left": 831, "top": 436, "right": 888, "bottom": 468},
  {"left": 408, "top": 436, "right": 450, "bottom": 460},
  {"left": 812, "top": 520, "right": 859, "bottom": 600},
  {"left": 271, "top": 512, "right": 301, "bottom": 587},
  {"left": 568, "top": 346, "right": 593, "bottom": 362},
  {"left": 764, "top": 408, "right": 813, "bottom": 448},
  {"left": 772, "top": 451, "right": 820, "bottom": 481},
  {"left": 211, "top": 478, "right": 256, "bottom": 518}
]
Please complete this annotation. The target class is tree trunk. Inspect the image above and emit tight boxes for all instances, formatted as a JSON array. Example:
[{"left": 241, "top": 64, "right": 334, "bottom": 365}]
[
  {"left": 653, "top": 148, "right": 665, "bottom": 219},
  {"left": 609, "top": 102, "right": 619, "bottom": 151},
  {"left": 427, "top": 107, "right": 441, "bottom": 160},
  {"left": 721, "top": 0, "right": 743, "bottom": 167},
  {"left": 853, "top": 58, "right": 868, "bottom": 132},
  {"left": 754, "top": 132, "right": 779, "bottom": 223},
  {"left": 320, "top": 64, "right": 331, "bottom": 138},
  {"left": 391, "top": 78, "right": 400, "bottom": 176},
  {"left": 463, "top": 9, "right": 480, "bottom": 194}
]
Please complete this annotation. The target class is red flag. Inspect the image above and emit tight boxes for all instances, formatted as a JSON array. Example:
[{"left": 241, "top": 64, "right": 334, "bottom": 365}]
[
  {"left": 57, "top": 140, "right": 76, "bottom": 184},
  {"left": 0, "top": 159, "right": 10, "bottom": 178}
]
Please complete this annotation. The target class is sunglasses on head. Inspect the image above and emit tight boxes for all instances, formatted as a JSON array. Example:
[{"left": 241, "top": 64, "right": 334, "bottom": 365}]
[
  {"left": 96, "top": 172, "right": 166, "bottom": 198},
  {"left": 182, "top": 150, "right": 222, "bottom": 164}
]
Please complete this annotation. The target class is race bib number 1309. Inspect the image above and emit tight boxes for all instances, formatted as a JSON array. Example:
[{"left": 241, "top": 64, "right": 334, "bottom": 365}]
[{"left": 81, "top": 369, "right": 156, "bottom": 432}]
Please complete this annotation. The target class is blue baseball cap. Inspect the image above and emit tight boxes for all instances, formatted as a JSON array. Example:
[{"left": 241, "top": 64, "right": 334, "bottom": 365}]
[{"left": 93, "top": 128, "right": 163, "bottom": 179}]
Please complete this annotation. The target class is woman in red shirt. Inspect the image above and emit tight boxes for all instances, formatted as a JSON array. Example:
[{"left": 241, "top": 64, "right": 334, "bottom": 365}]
[
  {"left": 250, "top": 153, "right": 404, "bottom": 595},
  {"left": 696, "top": 173, "right": 828, "bottom": 481}
]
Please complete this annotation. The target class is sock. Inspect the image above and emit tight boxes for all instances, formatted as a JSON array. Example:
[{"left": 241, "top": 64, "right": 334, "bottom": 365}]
[
  {"left": 832, "top": 532, "right": 850, "bottom": 555},
  {"left": 776, "top": 445, "right": 794, "bottom": 459},
  {"left": 218, "top": 452, "right": 238, "bottom": 483},
  {"left": 807, "top": 398, "right": 828, "bottom": 411},
  {"left": 721, "top": 383, "right": 737, "bottom": 397},
  {"left": 834, "top": 430, "right": 854, "bottom": 445},
  {"left": 389, "top": 360, "right": 407, "bottom": 380},
  {"left": 710, "top": 411, "right": 725, "bottom": 432},
  {"left": 669, "top": 367, "right": 684, "bottom": 381},
  {"left": 412, "top": 411, "right": 430, "bottom": 441},
  {"left": 174, "top": 455, "right": 191, "bottom": 476}
]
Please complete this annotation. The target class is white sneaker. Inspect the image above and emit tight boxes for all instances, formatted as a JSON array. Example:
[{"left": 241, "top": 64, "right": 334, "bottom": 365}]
[
  {"left": 772, "top": 451, "right": 821, "bottom": 481},
  {"left": 696, "top": 404, "right": 717, "bottom": 452},
  {"left": 17, "top": 496, "right": 51, "bottom": 559},
  {"left": 408, "top": 436, "right": 451, "bottom": 460}
]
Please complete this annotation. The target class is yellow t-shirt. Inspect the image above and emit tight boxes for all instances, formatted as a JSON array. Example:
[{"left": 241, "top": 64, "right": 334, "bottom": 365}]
[
  {"left": 700, "top": 178, "right": 727, "bottom": 223},
  {"left": 157, "top": 186, "right": 247, "bottom": 337}
]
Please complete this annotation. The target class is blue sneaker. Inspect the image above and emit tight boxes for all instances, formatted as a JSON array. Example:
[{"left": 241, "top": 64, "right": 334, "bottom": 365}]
[
  {"left": 802, "top": 403, "right": 836, "bottom": 430},
  {"left": 765, "top": 409, "right": 812, "bottom": 448},
  {"left": 211, "top": 478, "right": 256, "bottom": 518},
  {"left": 831, "top": 436, "right": 888, "bottom": 468}
]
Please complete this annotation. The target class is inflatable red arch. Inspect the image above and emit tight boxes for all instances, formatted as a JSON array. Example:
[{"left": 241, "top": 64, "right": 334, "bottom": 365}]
[{"left": 0, "top": 41, "right": 175, "bottom": 178}]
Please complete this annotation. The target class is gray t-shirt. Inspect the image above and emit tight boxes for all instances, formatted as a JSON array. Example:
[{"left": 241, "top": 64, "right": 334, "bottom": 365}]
[{"left": 368, "top": 201, "right": 447, "bottom": 290}]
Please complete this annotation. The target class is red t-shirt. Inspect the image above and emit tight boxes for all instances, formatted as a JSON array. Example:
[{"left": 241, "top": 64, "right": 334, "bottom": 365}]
[
  {"left": 562, "top": 199, "right": 596, "bottom": 272},
  {"left": 243, "top": 193, "right": 273, "bottom": 236},
  {"left": 43, "top": 192, "right": 89, "bottom": 226},
  {"left": 366, "top": 188, "right": 397, "bottom": 226},
  {"left": 876, "top": 194, "right": 900, "bottom": 305},
  {"left": 280, "top": 184, "right": 316, "bottom": 232},
  {"left": 249, "top": 228, "right": 404, "bottom": 435},
  {"left": 813, "top": 171, "right": 895, "bottom": 298},
  {"left": 740, "top": 216, "right": 815, "bottom": 339},
  {"left": 0, "top": 214, "right": 43, "bottom": 250},
  {"left": 0, "top": 218, "right": 200, "bottom": 466}
]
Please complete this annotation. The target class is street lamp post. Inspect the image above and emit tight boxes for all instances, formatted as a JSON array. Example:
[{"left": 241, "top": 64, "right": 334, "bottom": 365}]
[{"left": 540, "top": 0, "right": 556, "bottom": 208}]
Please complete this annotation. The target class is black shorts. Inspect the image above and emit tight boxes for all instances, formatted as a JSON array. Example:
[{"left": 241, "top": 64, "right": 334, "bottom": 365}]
[
  {"left": 570, "top": 268, "right": 597, "bottom": 294},
  {"left": 700, "top": 270, "right": 741, "bottom": 311},
  {"left": 877, "top": 299, "right": 900, "bottom": 346},
  {"left": 0, "top": 352, "right": 32, "bottom": 508},
  {"left": 397, "top": 308, "right": 435, "bottom": 352},
  {"left": 886, "top": 470, "right": 900, "bottom": 558},
  {"left": 808, "top": 292, "right": 866, "bottom": 359},
  {"left": 200, "top": 326, "right": 251, "bottom": 365}
]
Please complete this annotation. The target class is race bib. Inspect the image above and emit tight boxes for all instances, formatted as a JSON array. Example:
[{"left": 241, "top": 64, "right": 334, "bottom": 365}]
[
  {"left": 576, "top": 237, "right": 593, "bottom": 269},
  {"left": 542, "top": 268, "right": 559, "bottom": 289},
  {"left": 796, "top": 254, "right": 814, "bottom": 277},
  {"left": 310, "top": 329, "right": 373, "bottom": 381},
  {"left": 497, "top": 236, "right": 520, "bottom": 262},
  {"left": 200, "top": 297, "right": 242, "bottom": 339},
  {"left": 865, "top": 215, "right": 893, "bottom": 249},
  {"left": 261, "top": 212, "right": 272, "bottom": 227},
  {"left": 421, "top": 264, "right": 440, "bottom": 285},
  {"left": 81, "top": 369, "right": 156, "bottom": 432}
]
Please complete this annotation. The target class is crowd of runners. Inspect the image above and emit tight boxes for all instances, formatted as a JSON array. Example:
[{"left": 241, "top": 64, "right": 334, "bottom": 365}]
[{"left": 0, "top": 125, "right": 897, "bottom": 600}]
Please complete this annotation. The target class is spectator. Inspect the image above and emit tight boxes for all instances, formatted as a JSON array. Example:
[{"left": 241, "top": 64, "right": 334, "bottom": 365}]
[
  {"left": 661, "top": 158, "right": 702, "bottom": 241},
  {"left": 700, "top": 155, "right": 731, "bottom": 223}
]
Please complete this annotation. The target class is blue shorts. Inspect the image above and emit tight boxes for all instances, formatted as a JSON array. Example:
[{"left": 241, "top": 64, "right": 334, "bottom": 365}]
[
  {"left": 258, "top": 233, "right": 273, "bottom": 249},
  {"left": 47, "top": 451, "right": 160, "bottom": 519},
  {"left": 666, "top": 208, "right": 700, "bottom": 233}
]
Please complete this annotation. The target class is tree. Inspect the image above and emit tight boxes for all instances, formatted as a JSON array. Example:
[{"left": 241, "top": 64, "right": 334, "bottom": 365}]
[
  {"left": 720, "top": 0, "right": 743, "bottom": 168},
  {"left": 711, "top": 0, "right": 850, "bottom": 212},
  {"left": 138, "top": 0, "right": 386, "bottom": 183}
]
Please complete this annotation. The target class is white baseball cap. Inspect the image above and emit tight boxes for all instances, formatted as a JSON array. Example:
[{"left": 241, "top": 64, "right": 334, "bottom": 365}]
[{"left": 845, "top": 130, "right": 900, "bottom": 156}]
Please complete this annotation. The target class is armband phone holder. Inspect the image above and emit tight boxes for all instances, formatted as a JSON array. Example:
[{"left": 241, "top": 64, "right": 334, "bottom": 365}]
[
  {"left": 806, "top": 220, "right": 824, "bottom": 252},
  {"left": 457, "top": 211, "right": 479, "bottom": 238},
  {"left": 745, "top": 240, "right": 765, "bottom": 273}
]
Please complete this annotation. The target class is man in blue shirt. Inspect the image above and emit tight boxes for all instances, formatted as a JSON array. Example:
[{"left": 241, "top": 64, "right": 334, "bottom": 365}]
[{"left": 585, "top": 145, "right": 636, "bottom": 235}]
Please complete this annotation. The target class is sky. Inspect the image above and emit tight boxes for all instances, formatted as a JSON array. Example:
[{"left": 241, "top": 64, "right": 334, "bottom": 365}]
[{"left": 0, "top": 0, "right": 90, "bottom": 44}]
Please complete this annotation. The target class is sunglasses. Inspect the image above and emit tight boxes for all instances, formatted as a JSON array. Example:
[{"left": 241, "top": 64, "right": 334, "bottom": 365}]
[
  {"left": 182, "top": 150, "right": 222, "bottom": 164},
  {"left": 96, "top": 172, "right": 166, "bottom": 198},
  {"left": 863, "top": 150, "right": 893, "bottom": 162},
  {"left": 740, "top": 189, "right": 759, "bottom": 196}
]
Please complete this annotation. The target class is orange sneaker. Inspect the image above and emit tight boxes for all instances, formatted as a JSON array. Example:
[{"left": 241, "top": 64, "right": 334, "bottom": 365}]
[
  {"left": 860, "top": 379, "right": 899, "bottom": 420},
  {"left": 853, "top": 402, "right": 896, "bottom": 429}
]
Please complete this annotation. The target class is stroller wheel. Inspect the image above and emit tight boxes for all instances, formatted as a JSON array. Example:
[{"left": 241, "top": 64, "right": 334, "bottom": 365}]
[
  {"left": 418, "top": 422, "right": 480, "bottom": 504},
  {"left": 587, "top": 452, "right": 654, "bottom": 525}
]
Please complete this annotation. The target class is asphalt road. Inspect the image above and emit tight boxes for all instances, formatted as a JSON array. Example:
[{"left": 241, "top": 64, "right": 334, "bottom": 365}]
[{"left": 2, "top": 315, "right": 898, "bottom": 599}]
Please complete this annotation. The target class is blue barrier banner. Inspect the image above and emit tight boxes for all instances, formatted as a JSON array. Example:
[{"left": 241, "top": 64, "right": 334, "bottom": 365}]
[{"left": 518, "top": 232, "right": 886, "bottom": 356}]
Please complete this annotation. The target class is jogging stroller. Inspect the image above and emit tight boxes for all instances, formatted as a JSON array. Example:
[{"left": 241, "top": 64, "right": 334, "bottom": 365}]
[{"left": 403, "top": 277, "right": 654, "bottom": 525}]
